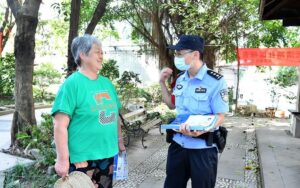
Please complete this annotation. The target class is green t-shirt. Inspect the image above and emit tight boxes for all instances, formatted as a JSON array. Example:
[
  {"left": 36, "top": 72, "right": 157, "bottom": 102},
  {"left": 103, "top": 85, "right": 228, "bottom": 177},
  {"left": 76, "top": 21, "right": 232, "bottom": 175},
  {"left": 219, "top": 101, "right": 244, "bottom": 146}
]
[{"left": 51, "top": 72, "right": 121, "bottom": 163}]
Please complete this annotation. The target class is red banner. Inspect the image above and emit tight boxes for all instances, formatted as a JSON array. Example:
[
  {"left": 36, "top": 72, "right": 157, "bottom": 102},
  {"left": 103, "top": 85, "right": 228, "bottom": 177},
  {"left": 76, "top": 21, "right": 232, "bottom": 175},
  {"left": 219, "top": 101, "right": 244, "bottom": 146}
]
[{"left": 237, "top": 48, "right": 300, "bottom": 66}]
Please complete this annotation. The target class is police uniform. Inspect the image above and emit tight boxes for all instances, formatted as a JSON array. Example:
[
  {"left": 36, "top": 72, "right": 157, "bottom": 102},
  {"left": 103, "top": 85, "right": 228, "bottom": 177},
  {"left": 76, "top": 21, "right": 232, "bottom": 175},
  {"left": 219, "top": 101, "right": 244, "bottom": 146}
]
[{"left": 164, "top": 64, "right": 229, "bottom": 188}]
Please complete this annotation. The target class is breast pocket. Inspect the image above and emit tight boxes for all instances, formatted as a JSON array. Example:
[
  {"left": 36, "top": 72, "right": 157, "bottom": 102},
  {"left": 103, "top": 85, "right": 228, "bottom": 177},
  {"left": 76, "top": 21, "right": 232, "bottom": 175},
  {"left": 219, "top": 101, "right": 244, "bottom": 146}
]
[
  {"left": 173, "top": 89, "right": 184, "bottom": 108},
  {"left": 189, "top": 94, "right": 209, "bottom": 114}
]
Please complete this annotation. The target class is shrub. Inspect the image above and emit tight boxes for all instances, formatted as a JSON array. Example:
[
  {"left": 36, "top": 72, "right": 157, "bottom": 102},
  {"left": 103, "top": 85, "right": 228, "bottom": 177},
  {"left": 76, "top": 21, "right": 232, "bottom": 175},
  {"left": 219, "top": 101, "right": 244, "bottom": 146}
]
[
  {"left": 116, "top": 71, "right": 142, "bottom": 109},
  {"left": 99, "top": 59, "right": 120, "bottom": 81},
  {"left": 0, "top": 53, "right": 15, "bottom": 96},
  {"left": 33, "top": 62, "right": 61, "bottom": 102},
  {"left": 6, "top": 113, "right": 57, "bottom": 187},
  {"left": 16, "top": 113, "right": 55, "bottom": 166}
]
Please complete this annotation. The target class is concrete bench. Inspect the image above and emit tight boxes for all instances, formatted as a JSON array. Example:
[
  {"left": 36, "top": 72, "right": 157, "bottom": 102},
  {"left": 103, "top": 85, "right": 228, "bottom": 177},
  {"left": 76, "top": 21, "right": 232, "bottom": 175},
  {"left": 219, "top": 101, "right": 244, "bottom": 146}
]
[
  {"left": 288, "top": 109, "right": 300, "bottom": 138},
  {"left": 119, "top": 108, "right": 163, "bottom": 148}
]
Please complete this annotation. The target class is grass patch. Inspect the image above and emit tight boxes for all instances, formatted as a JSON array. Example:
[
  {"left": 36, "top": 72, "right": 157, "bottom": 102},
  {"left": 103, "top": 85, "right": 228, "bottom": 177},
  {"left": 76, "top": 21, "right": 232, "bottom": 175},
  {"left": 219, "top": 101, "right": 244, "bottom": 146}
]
[
  {"left": 4, "top": 113, "right": 58, "bottom": 187},
  {"left": 0, "top": 96, "right": 14, "bottom": 106},
  {"left": 4, "top": 164, "right": 58, "bottom": 188}
]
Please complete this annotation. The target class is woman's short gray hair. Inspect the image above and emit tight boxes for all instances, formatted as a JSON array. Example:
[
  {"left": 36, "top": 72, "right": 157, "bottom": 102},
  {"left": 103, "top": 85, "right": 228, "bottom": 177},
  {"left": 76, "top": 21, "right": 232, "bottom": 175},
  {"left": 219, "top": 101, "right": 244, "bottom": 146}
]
[{"left": 71, "top": 34, "right": 102, "bottom": 66}]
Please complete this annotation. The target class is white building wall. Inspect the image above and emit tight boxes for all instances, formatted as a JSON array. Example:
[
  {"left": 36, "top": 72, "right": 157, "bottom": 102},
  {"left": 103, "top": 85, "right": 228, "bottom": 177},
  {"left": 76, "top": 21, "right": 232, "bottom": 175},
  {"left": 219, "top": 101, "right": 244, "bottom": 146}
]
[
  {"left": 103, "top": 46, "right": 160, "bottom": 86},
  {"left": 219, "top": 65, "right": 297, "bottom": 112}
]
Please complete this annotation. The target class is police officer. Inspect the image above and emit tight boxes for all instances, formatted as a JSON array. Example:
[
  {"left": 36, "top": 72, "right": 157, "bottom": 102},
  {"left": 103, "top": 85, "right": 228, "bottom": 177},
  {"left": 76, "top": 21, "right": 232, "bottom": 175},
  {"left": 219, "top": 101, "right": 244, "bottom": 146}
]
[{"left": 159, "top": 35, "right": 229, "bottom": 188}]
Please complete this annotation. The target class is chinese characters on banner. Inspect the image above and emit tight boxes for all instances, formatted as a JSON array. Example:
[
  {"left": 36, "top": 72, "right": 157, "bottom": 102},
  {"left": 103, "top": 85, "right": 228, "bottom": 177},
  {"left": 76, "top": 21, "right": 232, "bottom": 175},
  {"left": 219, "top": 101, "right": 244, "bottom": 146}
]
[{"left": 237, "top": 48, "right": 300, "bottom": 66}]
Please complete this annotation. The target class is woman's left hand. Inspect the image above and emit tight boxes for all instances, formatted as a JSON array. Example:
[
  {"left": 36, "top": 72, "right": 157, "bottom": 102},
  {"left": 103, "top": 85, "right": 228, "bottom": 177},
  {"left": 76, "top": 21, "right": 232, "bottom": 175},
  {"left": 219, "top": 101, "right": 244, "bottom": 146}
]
[{"left": 118, "top": 140, "right": 126, "bottom": 154}]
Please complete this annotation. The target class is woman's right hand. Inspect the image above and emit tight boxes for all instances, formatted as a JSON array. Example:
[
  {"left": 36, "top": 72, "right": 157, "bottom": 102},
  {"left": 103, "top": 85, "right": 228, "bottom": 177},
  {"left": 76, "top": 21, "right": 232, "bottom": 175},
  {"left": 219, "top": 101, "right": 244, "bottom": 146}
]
[{"left": 55, "top": 159, "right": 70, "bottom": 178}]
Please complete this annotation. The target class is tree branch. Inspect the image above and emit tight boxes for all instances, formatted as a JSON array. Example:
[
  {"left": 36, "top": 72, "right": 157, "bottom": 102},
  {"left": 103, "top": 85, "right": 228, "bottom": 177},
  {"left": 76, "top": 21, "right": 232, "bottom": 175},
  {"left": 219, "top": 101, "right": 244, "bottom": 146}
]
[
  {"left": 67, "top": 0, "right": 81, "bottom": 75},
  {"left": 114, "top": 7, "right": 159, "bottom": 48},
  {"left": 6, "top": 0, "right": 21, "bottom": 18},
  {"left": 130, "top": 0, "right": 153, "bottom": 42},
  {"left": 0, "top": 7, "right": 9, "bottom": 32},
  {"left": 85, "top": 0, "right": 109, "bottom": 34}
]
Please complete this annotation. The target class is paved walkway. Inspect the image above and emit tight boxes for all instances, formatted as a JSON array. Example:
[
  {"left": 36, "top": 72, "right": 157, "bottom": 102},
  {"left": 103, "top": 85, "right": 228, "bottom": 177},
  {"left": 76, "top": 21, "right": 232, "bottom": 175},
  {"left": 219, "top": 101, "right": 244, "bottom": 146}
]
[
  {"left": 255, "top": 118, "right": 300, "bottom": 188},
  {"left": 114, "top": 116, "right": 260, "bottom": 188},
  {"left": 0, "top": 108, "right": 51, "bottom": 188},
  {"left": 1, "top": 109, "right": 300, "bottom": 188}
]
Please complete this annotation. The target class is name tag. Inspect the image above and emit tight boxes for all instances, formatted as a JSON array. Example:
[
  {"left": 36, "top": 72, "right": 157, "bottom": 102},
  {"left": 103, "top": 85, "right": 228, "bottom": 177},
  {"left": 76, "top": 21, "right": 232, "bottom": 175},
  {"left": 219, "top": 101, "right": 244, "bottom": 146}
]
[{"left": 195, "top": 87, "right": 207, "bottom": 93}]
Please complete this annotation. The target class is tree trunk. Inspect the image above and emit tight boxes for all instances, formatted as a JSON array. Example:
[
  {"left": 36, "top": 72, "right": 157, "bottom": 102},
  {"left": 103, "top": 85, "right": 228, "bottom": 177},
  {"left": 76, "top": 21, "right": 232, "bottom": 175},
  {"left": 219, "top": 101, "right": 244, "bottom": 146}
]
[
  {"left": 7, "top": 0, "right": 41, "bottom": 147},
  {"left": 85, "top": 0, "right": 109, "bottom": 35},
  {"left": 66, "top": 0, "right": 81, "bottom": 76},
  {"left": 203, "top": 46, "right": 216, "bottom": 69},
  {"left": 151, "top": 3, "right": 175, "bottom": 76},
  {"left": 297, "top": 67, "right": 300, "bottom": 111}
]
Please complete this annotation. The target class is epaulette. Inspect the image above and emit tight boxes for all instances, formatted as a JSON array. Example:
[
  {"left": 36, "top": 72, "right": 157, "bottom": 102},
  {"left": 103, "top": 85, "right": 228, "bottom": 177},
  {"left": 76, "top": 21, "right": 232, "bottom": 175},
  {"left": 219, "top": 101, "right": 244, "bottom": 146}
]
[
  {"left": 207, "top": 70, "right": 223, "bottom": 80},
  {"left": 177, "top": 71, "right": 185, "bottom": 77}
]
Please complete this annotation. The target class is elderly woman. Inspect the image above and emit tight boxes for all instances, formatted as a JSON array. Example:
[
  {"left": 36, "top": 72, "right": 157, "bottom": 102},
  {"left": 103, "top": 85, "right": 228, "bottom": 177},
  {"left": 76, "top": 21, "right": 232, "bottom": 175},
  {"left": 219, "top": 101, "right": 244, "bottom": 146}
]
[{"left": 52, "top": 34, "right": 125, "bottom": 188}]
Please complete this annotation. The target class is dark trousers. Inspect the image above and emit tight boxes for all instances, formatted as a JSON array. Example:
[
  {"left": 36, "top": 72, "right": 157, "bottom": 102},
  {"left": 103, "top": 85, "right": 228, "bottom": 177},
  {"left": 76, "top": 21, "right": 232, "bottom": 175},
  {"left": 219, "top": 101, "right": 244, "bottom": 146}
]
[{"left": 164, "top": 142, "right": 218, "bottom": 188}]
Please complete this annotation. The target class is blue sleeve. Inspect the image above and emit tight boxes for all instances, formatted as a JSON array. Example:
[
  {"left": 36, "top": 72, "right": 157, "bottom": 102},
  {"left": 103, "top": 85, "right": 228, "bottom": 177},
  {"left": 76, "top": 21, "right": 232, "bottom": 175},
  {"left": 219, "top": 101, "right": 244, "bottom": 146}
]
[{"left": 211, "top": 78, "right": 229, "bottom": 114}]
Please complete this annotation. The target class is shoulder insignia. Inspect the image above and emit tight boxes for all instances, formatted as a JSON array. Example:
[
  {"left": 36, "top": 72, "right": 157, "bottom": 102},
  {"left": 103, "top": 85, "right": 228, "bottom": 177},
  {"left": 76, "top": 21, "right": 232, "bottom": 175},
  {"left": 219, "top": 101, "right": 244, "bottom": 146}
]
[
  {"left": 177, "top": 71, "right": 185, "bottom": 78},
  {"left": 207, "top": 70, "right": 223, "bottom": 80}
]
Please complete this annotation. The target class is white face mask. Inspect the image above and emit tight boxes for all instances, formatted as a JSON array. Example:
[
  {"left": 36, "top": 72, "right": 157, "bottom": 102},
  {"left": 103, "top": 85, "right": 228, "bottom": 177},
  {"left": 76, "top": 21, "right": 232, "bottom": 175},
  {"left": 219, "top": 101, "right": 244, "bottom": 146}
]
[{"left": 174, "top": 57, "right": 190, "bottom": 71}]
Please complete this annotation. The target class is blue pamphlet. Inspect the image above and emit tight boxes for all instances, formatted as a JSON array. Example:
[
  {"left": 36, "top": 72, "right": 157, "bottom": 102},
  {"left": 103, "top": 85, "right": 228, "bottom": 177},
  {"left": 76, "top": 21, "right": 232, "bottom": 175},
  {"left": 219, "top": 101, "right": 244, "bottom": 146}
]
[
  {"left": 161, "top": 114, "right": 217, "bottom": 131},
  {"left": 113, "top": 151, "right": 128, "bottom": 180}
]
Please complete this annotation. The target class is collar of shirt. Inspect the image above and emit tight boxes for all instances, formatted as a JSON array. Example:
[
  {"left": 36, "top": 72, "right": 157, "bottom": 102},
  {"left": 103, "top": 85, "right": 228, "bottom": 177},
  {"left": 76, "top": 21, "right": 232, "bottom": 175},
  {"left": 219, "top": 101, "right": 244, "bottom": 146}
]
[{"left": 182, "top": 63, "right": 208, "bottom": 81}]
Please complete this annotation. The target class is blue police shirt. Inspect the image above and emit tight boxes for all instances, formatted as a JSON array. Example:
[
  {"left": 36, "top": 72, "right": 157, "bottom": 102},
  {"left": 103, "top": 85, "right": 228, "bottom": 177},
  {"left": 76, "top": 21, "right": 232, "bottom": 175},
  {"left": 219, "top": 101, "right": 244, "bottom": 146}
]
[{"left": 172, "top": 64, "right": 229, "bottom": 149}]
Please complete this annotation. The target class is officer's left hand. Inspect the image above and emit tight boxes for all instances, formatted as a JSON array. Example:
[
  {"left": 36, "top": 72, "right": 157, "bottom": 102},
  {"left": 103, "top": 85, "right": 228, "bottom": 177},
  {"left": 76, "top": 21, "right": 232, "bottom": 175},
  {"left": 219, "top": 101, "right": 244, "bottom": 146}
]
[{"left": 179, "top": 123, "right": 208, "bottom": 137}]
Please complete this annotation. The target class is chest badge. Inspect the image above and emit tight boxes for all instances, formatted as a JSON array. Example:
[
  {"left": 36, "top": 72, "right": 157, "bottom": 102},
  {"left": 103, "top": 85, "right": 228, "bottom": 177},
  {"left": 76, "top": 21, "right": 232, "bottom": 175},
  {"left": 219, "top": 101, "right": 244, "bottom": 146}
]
[
  {"left": 176, "top": 84, "right": 183, "bottom": 90},
  {"left": 195, "top": 87, "right": 207, "bottom": 93}
]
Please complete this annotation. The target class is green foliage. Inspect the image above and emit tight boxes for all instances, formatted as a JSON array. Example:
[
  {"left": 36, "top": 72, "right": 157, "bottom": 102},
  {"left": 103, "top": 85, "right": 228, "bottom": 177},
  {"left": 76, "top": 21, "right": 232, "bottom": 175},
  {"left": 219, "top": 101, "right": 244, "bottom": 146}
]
[
  {"left": 160, "top": 111, "right": 176, "bottom": 124},
  {"left": 263, "top": 67, "right": 298, "bottom": 105},
  {"left": 4, "top": 164, "right": 57, "bottom": 188},
  {"left": 163, "top": 0, "right": 300, "bottom": 63},
  {"left": 247, "top": 21, "right": 300, "bottom": 48},
  {"left": 36, "top": 19, "right": 69, "bottom": 57},
  {"left": 111, "top": 0, "right": 161, "bottom": 41},
  {"left": 5, "top": 113, "right": 57, "bottom": 187},
  {"left": 271, "top": 67, "right": 297, "bottom": 87},
  {"left": 51, "top": 0, "right": 119, "bottom": 36},
  {"left": 0, "top": 53, "right": 15, "bottom": 96},
  {"left": 51, "top": 1, "right": 71, "bottom": 22},
  {"left": 16, "top": 113, "right": 56, "bottom": 166},
  {"left": 99, "top": 59, "right": 120, "bottom": 81},
  {"left": 100, "top": 62, "right": 161, "bottom": 110},
  {"left": 117, "top": 71, "right": 141, "bottom": 86},
  {"left": 144, "top": 84, "right": 162, "bottom": 107},
  {"left": 116, "top": 71, "right": 142, "bottom": 108},
  {"left": 0, "top": 97, "right": 14, "bottom": 106},
  {"left": 163, "top": 0, "right": 256, "bottom": 61},
  {"left": 33, "top": 63, "right": 61, "bottom": 101}
]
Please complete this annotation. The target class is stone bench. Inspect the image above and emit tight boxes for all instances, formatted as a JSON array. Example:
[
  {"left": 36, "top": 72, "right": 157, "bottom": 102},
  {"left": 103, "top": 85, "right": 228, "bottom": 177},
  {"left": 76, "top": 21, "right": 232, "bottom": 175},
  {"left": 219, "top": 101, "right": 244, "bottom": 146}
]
[{"left": 288, "top": 109, "right": 300, "bottom": 138}]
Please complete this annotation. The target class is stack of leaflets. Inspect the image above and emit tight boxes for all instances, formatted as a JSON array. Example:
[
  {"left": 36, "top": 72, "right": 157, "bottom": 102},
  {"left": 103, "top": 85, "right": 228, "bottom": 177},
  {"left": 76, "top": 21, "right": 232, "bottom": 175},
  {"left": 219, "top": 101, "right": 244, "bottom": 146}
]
[
  {"left": 113, "top": 151, "right": 128, "bottom": 180},
  {"left": 161, "top": 114, "right": 217, "bottom": 131}
]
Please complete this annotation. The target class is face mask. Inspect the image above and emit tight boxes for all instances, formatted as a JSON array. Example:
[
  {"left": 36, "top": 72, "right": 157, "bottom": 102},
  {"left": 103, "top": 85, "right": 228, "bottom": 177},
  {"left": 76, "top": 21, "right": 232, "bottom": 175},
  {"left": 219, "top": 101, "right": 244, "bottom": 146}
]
[{"left": 174, "top": 57, "right": 190, "bottom": 71}]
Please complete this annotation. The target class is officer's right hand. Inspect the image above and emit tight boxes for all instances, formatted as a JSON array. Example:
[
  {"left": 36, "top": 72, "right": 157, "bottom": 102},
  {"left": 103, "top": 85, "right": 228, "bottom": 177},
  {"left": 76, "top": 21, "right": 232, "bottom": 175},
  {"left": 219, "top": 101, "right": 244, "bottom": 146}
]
[
  {"left": 55, "top": 159, "right": 69, "bottom": 178},
  {"left": 159, "top": 67, "right": 173, "bottom": 83},
  {"left": 179, "top": 123, "right": 207, "bottom": 137}
]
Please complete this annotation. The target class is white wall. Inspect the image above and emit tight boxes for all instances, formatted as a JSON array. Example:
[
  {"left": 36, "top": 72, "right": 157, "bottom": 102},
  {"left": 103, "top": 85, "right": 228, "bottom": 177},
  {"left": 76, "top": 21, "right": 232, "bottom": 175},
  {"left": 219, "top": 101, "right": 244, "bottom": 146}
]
[
  {"left": 103, "top": 46, "right": 160, "bottom": 86},
  {"left": 219, "top": 65, "right": 297, "bottom": 112}
]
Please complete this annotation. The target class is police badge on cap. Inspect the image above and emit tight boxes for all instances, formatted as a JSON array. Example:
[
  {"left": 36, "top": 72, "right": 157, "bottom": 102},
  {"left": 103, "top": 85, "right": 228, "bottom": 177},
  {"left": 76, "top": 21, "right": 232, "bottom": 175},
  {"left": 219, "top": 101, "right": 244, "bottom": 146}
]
[{"left": 220, "top": 89, "right": 228, "bottom": 103}]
